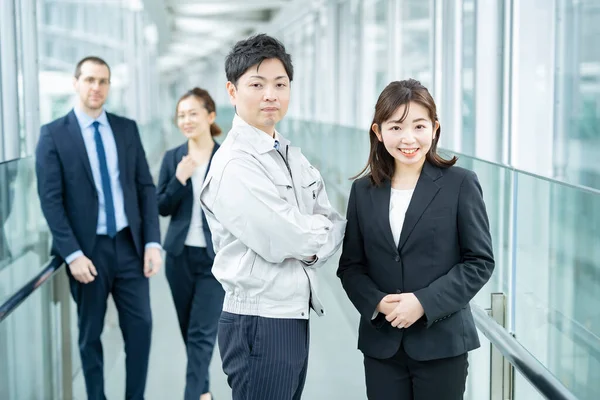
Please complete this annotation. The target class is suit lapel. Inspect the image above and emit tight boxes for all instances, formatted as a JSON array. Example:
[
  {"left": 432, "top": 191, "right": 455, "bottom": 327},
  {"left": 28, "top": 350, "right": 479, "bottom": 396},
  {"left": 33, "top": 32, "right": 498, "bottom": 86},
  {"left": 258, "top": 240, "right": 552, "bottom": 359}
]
[
  {"left": 370, "top": 179, "right": 398, "bottom": 252},
  {"left": 174, "top": 143, "right": 192, "bottom": 192},
  {"left": 397, "top": 162, "right": 442, "bottom": 251},
  {"left": 106, "top": 113, "right": 127, "bottom": 187},
  {"left": 66, "top": 111, "right": 94, "bottom": 186}
]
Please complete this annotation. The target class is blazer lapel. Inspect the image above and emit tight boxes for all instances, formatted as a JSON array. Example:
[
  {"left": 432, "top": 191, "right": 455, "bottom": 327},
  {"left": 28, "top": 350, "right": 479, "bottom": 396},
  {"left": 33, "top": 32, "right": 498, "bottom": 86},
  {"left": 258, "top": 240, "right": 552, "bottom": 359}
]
[
  {"left": 370, "top": 179, "right": 398, "bottom": 252},
  {"left": 175, "top": 143, "right": 192, "bottom": 192},
  {"left": 397, "top": 162, "right": 442, "bottom": 251},
  {"left": 106, "top": 113, "right": 127, "bottom": 187},
  {"left": 66, "top": 110, "right": 94, "bottom": 186}
]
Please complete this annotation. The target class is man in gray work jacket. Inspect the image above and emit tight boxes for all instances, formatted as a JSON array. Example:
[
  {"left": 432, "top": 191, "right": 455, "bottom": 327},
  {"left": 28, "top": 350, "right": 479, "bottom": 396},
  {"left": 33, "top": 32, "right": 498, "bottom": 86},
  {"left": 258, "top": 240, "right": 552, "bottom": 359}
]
[{"left": 200, "top": 34, "right": 346, "bottom": 400}]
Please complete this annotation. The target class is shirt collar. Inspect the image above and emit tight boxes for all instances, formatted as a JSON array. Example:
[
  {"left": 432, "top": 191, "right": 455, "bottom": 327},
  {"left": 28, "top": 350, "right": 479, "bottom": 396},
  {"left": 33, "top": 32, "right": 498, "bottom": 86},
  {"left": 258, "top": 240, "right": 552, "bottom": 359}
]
[
  {"left": 73, "top": 106, "right": 109, "bottom": 129},
  {"left": 232, "top": 113, "right": 290, "bottom": 154}
]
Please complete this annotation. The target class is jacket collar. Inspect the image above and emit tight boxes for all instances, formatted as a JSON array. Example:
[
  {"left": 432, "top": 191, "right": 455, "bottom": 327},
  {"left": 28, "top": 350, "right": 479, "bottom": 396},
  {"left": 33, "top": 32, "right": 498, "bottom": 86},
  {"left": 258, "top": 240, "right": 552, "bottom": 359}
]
[
  {"left": 231, "top": 114, "right": 289, "bottom": 154},
  {"left": 370, "top": 161, "right": 443, "bottom": 252}
]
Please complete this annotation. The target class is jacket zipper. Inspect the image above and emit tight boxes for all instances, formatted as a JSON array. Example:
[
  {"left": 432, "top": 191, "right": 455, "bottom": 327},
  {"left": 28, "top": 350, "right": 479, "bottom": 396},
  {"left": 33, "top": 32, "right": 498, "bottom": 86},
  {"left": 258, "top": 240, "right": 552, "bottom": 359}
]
[{"left": 276, "top": 145, "right": 300, "bottom": 205}]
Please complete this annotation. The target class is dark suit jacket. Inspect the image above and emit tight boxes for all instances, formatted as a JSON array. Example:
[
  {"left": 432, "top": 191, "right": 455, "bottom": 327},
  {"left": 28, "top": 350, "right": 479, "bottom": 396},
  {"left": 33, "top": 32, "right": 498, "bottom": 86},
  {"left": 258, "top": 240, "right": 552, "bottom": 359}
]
[
  {"left": 35, "top": 110, "right": 160, "bottom": 261},
  {"left": 337, "top": 162, "right": 494, "bottom": 361},
  {"left": 156, "top": 141, "right": 219, "bottom": 259}
]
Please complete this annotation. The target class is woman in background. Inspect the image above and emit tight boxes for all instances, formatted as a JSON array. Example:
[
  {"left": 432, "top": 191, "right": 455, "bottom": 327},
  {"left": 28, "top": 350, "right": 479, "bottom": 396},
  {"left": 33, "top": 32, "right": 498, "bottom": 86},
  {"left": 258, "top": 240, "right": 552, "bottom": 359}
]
[{"left": 157, "top": 87, "right": 224, "bottom": 400}]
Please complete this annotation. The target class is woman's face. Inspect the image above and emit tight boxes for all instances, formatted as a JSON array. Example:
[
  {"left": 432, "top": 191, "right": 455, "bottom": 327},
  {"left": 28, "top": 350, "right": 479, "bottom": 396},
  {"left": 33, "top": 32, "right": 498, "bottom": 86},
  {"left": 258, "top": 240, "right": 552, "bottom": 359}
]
[
  {"left": 176, "top": 96, "right": 215, "bottom": 140},
  {"left": 374, "top": 101, "right": 439, "bottom": 170}
]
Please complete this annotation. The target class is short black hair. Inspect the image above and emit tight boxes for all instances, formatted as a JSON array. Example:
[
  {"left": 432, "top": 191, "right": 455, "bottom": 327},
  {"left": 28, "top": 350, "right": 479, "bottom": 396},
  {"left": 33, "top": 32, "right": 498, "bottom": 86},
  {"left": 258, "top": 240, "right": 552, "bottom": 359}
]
[
  {"left": 225, "top": 33, "right": 293, "bottom": 86},
  {"left": 74, "top": 56, "right": 111, "bottom": 80}
]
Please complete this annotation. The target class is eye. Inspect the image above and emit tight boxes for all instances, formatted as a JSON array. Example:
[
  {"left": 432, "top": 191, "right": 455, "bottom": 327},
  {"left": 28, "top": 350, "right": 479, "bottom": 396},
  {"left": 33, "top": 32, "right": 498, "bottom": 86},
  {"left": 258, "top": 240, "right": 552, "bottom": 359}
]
[
  {"left": 416, "top": 124, "right": 426, "bottom": 129},
  {"left": 390, "top": 126, "right": 401, "bottom": 131},
  {"left": 251, "top": 83, "right": 262, "bottom": 88},
  {"left": 276, "top": 83, "right": 287, "bottom": 88}
]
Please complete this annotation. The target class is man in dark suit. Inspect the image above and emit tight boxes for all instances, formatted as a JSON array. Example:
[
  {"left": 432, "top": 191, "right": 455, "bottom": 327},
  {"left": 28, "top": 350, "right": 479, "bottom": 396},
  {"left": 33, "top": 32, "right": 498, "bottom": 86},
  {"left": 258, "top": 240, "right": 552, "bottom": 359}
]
[{"left": 35, "top": 56, "right": 162, "bottom": 400}]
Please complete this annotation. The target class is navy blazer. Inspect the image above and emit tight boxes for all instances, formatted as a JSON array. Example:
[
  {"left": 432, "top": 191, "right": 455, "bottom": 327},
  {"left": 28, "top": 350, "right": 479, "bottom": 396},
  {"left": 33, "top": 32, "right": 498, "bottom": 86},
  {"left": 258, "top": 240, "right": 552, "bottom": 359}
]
[
  {"left": 157, "top": 141, "right": 219, "bottom": 259},
  {"left": 337, "top": 162, "right": 495, "bottom": 362},
  {"left": 35, "top": 110, "right": 161, "bottom": 261}
]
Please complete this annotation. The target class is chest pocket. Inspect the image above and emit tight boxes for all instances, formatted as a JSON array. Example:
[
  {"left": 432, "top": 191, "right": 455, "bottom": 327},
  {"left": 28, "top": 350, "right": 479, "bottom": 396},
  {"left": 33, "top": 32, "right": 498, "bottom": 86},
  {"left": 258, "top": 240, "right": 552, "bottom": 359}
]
[
  {"left": 271, "top": 171, "right": 295, "bottom": 204},
  {"left": 299, "top": 165, "right": 321, "bottom": 214}
]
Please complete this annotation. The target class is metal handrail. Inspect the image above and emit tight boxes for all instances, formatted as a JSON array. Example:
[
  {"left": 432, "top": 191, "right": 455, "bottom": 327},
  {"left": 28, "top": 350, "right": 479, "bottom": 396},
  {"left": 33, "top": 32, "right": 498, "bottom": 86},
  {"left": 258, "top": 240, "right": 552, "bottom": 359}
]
[
  {"left": 0, "top": 256, "right": 63, "bottom": 323},
  {"left": 472, "top": 305, "right": 579, "bottom": 400}
]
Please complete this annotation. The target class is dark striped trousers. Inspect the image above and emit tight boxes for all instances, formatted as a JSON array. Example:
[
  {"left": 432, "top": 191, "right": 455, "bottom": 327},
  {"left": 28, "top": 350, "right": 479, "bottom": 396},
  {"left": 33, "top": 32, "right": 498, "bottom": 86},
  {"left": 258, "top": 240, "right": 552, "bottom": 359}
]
[{"left": 218, "top": 312, "right": 310, "bottom": 400}]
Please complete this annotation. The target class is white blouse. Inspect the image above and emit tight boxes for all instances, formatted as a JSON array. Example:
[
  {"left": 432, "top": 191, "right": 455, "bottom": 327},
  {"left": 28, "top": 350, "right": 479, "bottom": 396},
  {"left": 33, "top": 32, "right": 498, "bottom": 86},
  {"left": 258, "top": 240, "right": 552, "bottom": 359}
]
[
  {"left": 389, "top": 187, "right": 415, "bottom": 246},
  {"left": 184, "top": 162, "right": 209, "bottom": 247}
]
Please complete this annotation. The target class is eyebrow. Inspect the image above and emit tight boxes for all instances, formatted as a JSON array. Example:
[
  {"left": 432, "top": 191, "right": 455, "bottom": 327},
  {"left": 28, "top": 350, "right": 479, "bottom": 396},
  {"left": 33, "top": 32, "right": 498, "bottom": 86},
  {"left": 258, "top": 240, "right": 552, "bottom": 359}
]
[
  {"left": 389, "top": 117, "right": 428, "bottom": 124},
  {"left": 248, "top": 75, "right": 289, "bottom": 80}
]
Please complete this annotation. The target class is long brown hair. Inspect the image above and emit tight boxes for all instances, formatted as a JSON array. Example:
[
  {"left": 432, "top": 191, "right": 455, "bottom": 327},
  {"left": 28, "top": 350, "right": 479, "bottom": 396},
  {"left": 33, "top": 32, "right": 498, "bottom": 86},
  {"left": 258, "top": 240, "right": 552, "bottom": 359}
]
[
  {"left": 354, "top": 79, "right": 456, "bottom": 186},
  {"left": 175, "top": 87, "right": 222, "bottom": 136}
]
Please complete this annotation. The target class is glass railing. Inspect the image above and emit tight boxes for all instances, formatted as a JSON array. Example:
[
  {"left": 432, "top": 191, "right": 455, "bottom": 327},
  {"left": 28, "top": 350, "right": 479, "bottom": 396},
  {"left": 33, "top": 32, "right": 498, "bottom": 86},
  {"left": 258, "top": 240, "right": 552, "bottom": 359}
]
[
  {"left": 0, "top": 157, "right": 52, "bottom": 306},
  {"left": 276, "top": 117, "right": 599, "bottom": 400},
  {"left": 0, "top": 119, "right": 175, "bottom": 400},
  {"left": 0, "top": 156, "right": 70, "bottom": 399}
]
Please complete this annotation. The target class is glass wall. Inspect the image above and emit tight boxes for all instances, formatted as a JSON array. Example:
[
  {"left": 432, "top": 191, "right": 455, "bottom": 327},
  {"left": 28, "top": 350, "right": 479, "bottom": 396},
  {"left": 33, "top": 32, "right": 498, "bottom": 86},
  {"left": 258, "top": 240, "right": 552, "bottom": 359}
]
[
  {"left": 554, "top": 0, "right": 600, "bottom": 190},
  {"left": 179, "top": 0, "right": 596, "bottom": 192},
  {"left": 37, "top": 0, "right": 159, "bottom": 126}
]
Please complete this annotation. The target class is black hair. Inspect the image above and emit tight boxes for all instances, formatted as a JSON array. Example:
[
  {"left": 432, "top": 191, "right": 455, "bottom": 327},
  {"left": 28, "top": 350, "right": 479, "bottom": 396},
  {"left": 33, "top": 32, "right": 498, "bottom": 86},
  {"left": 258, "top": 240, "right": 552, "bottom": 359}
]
[
  {"left": 354, "top": 79, "right": 457, "bottom": 185},
  {"left": 225, "top": 33, "right": 293, "bottom": 86}
]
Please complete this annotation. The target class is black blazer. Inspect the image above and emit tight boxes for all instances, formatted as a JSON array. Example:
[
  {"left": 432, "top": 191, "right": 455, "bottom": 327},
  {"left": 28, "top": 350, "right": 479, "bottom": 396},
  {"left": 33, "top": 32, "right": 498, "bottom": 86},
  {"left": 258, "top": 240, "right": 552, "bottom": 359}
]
[
  {"left": 337, "top": 162, "right": 494, "bottom": 362},
  {"left": 35, "top": 110, "right": 161, "bottom": 261},
  {"left": 157, "top": 141, "right": 219, "bottom": 259}
]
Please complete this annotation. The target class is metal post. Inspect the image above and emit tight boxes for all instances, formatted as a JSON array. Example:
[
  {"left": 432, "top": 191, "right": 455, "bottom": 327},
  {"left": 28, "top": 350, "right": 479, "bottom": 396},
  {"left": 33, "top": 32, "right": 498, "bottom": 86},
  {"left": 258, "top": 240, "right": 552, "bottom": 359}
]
[
  {"left": 53, "top": 267, "right": 72, "bottom": 400},
  {"left": 487, "top": 292, "right": 514, "bottom": 400},
  {"left": 20, "top": 0, "right": 41, "bottom": 156},
  {"left": 0, "top": 0, "right": 21, "bottom": 161}
]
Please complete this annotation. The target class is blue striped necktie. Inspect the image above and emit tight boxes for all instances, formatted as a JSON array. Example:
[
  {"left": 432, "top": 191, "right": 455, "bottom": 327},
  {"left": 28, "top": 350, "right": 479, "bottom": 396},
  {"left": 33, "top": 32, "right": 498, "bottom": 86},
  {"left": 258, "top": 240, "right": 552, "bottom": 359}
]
[{"left": 92, "top": 121, "right": 117, "bottom": 237}]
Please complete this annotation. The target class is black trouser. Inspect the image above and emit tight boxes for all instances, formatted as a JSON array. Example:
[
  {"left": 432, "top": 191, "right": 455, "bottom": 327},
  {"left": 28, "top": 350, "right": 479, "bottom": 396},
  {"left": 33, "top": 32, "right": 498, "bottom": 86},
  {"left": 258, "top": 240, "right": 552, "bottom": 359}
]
[
  {"left": 68, "top": 228, "right": 151, "bottom": 400},
  {"left": 218, "top": 312, "right": 310, "bottom": 400},
  {"left": 364, "top": 345, "right": 469, "bottom": 400},
  {"left": 166, "top": 246, "right": 224, "bottom": 400}
]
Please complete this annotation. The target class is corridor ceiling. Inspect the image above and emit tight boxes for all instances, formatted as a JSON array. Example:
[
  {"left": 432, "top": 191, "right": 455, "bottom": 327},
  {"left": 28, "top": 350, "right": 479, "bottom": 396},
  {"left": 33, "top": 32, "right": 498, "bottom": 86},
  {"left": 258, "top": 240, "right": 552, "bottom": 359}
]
[{"left": 155, "top": 0, "right": 292, "bottom": 72}]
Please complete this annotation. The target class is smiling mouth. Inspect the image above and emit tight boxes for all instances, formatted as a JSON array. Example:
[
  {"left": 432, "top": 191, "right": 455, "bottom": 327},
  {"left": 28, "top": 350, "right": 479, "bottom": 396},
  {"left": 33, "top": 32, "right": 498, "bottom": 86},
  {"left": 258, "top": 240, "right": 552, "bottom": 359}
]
[{"left": 399, "top": 148, "right": 418, "bottom": 154}]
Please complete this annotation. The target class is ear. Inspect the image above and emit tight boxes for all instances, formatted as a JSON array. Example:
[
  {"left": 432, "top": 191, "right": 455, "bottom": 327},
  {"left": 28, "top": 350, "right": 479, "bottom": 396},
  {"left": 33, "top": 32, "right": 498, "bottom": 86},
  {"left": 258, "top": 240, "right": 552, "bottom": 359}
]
[
  {"left": 73, "top": 77, "right": 78, "bottom": 90},
  {"left": 372, "top": 123, "right": 383, "bottom": 142},
  {"left": 226, "top": 81, "right": 237, "bottom": 106},
  {"left": 433, "top": 120, "right": 440, "bottom": 140},
  {"left": 207, "top": 111, "right": 216, "bottom": 125}
]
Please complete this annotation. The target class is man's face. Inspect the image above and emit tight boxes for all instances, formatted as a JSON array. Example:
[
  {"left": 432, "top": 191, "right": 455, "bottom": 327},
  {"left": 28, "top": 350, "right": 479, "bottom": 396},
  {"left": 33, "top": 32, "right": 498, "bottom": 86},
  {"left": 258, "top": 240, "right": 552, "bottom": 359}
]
[
  {"left": 226, "top": 58, "right": 290, "bottom": 136},
  {"left": 73, "top": 61, "right": 110, "bottom": 111}
]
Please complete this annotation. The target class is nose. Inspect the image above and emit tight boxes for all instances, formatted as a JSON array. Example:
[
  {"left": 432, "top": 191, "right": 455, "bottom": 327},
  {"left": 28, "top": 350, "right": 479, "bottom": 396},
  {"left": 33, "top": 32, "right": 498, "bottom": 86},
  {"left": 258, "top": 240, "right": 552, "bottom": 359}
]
[
  {"left": 400, "top": 130, "right": 417, "bottom": 144},
  {"left": 263, "top": 85, "right": 276, "bottom": 101}
]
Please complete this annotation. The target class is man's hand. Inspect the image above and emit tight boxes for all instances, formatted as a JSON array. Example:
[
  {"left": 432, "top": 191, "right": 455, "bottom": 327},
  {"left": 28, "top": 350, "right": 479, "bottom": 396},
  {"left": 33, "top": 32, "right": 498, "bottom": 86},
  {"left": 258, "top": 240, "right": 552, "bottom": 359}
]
[
  {"left": 69, "top": 255, "right": 97, "bottom": 284},
  {"left": 384, "top": 293, "right": 425, "bottom": 329},
  {"left": 144, "top": 247, "right": 162, "bottom": 278}
]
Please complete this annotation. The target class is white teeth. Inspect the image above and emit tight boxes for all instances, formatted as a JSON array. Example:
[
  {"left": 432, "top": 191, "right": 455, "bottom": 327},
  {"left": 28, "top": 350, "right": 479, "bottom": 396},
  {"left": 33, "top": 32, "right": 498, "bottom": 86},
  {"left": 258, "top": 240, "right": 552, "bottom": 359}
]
[{"left": 400, "top": 148, "right": 417, "bottom": 154}]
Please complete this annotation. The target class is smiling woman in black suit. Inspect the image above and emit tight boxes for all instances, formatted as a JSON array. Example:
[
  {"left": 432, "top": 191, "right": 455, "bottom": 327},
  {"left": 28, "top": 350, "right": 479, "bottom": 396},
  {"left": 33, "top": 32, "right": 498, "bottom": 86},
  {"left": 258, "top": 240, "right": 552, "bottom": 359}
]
[
  {"left": 337, "top": 79, "right": 495, "bottom": 400},
  {"left": 157, "top": 88, "right": 223, "bottom": 400}
]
